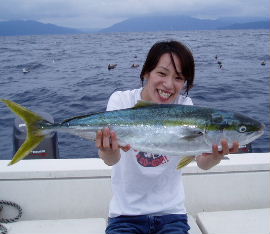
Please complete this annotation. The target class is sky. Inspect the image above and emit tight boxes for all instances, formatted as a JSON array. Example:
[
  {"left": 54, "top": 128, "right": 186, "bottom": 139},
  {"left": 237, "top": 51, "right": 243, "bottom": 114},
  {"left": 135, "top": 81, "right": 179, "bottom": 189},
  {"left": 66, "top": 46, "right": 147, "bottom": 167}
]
[{"left": 0, "top": 0, "right": 269, "bottom": 29}]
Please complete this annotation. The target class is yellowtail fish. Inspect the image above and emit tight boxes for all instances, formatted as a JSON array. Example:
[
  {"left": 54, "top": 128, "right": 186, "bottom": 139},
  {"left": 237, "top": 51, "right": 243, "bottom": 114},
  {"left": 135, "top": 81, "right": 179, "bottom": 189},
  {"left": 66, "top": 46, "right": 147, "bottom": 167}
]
[{"left": 1, "top": 99, "right": 264, "bottom": 167}]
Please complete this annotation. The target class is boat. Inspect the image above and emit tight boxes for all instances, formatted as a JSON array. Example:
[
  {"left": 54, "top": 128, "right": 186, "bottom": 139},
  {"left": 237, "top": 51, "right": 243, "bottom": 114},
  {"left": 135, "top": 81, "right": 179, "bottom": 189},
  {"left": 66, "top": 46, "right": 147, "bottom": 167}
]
[{"left": 0, "top": 152, "right": 269, "bottom": 234}]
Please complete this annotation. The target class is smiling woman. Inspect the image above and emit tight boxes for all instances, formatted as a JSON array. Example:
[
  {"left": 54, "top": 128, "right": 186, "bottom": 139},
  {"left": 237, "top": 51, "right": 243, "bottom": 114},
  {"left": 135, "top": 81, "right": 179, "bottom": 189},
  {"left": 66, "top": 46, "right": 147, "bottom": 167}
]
[{"left": 96, "top": 40, "right": 242, "bottom": 234}]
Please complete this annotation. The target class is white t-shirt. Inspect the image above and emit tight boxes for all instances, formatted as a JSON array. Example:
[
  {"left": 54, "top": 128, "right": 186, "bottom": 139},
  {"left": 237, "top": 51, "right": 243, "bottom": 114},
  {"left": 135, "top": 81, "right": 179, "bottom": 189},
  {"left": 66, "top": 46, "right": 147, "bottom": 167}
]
[{"left": 106, "top": 88, "right": 193, "bottom": 218}]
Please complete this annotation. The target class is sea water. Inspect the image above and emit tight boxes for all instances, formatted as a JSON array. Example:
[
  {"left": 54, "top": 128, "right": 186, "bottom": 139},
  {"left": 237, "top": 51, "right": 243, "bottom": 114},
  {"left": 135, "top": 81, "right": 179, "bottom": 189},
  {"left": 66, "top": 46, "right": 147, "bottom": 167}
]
[{"left": 0, "top": 29, "right": 269, "bottom": 159}]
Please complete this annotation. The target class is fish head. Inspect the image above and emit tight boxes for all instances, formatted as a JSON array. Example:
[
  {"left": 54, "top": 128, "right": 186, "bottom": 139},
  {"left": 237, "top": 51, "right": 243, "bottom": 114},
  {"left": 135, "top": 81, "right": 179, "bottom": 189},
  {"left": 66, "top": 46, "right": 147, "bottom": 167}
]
[
  {"left": 205, "top": 111, "right": 265, "bottom": 147},
  {"left": 230, "top": 113, "right": 265, "bottom": 145}
]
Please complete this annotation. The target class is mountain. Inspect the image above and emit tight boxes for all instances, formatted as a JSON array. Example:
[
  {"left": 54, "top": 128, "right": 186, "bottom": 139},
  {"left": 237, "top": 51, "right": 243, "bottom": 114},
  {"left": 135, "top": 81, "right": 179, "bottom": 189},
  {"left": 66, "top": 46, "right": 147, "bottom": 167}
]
[
  {"left": 0, "top": 20, "right": 81, "bottom": 36},
  {"left": 100, "top": 15, "right": 269, "bottom": 32},
  {"left": 78, "top": 28, "right": 101, "bottom": 33},
  {"left": 1, "top": 17, "right": 268, "bottom": 36},
  {"left": 219, "top": 21, "right": 270, "bottom": 30}
]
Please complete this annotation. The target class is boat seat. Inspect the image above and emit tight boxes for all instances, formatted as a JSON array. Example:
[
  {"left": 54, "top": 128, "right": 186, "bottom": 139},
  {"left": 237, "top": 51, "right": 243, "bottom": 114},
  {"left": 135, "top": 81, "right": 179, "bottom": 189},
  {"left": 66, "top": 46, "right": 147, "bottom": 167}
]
[
  {"left": 188, "top": 214, "right": 202, "bottom": 234},
  {"left": 196, "top": 208, "right": 270, "bottom": 234},
  {"left": 4, "top": 215, "right": 201, "bottom": 234},
  {"left": 4, "top": 218, "right": 106, "bottom": 234}
]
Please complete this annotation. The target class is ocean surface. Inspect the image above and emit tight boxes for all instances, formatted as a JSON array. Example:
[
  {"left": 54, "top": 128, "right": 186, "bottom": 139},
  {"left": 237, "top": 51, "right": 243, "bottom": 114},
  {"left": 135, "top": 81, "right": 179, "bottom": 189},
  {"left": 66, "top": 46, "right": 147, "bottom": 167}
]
[{"left": 0, "top": 30, "right": 269, "bottom": 160}]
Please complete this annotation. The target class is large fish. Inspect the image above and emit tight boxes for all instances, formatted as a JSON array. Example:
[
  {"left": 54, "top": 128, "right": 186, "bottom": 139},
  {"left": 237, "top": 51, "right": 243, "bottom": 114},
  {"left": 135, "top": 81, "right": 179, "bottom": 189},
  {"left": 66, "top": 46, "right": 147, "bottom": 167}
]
[{"left": 1, "top": 99, "right": 264, "bottom": 167}]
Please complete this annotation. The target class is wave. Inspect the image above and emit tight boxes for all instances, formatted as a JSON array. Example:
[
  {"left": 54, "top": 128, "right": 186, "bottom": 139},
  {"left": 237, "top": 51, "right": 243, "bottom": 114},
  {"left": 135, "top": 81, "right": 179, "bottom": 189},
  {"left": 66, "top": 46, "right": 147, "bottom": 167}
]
[
  {"left": 15, "top": 62, "right": 47, "bottom": 70},
  {"left": 0, "top": 30, "right": 269, "bottom": 159}
]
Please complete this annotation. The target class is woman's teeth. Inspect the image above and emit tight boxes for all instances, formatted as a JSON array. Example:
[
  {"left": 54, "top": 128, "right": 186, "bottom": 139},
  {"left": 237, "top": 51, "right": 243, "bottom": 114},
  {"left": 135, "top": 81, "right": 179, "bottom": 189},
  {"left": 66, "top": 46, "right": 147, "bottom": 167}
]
[{"left": 158, "top": 89, "right": 172, "bottom": 99}]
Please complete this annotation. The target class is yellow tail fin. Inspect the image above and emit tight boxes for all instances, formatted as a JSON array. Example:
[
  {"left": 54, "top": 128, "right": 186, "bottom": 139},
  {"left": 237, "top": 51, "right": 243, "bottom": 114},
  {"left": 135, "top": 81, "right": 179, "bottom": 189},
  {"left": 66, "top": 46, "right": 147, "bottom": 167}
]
[{"left": 1, "top": 99, "right": 46, "bottom": 165}]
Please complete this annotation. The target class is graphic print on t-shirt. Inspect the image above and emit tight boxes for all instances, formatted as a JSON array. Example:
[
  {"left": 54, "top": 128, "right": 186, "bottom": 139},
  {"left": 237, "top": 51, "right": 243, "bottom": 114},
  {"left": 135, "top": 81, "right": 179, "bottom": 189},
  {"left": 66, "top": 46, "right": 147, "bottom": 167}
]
[{"left": 135, "top": 151, "right": 169, "bottom": 167}]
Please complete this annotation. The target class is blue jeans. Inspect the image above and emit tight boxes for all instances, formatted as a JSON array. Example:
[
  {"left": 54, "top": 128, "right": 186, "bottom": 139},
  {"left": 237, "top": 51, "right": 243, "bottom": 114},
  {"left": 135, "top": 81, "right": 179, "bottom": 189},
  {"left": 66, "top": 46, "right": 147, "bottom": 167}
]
[{"left": 106, "top": 214, "right": 190, "bottom": 234}]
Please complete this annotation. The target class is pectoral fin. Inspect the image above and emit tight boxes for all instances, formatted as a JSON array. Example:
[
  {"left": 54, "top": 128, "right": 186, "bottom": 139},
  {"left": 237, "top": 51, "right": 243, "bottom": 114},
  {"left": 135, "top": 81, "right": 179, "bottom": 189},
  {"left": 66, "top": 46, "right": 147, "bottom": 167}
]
[
  {"left": 182, "top": 128, "right": 203, "bottom": 140},
  {"left": 177, "top": 156, "right": 195, "bottom": 169}
]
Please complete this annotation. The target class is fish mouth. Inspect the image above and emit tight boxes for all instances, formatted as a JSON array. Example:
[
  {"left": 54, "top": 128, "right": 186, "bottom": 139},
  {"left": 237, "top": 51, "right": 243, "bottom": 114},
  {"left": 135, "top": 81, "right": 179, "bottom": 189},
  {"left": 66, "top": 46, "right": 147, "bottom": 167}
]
[
  {"left": 240, "top": 130, "right": 264, "bottom": 145},
  {"left": 257, "top": 129, "right": 265, "bottom": 138},
  {"left": 260, "top": 123, "right": 265, "bottom": 132},
  {"left": 157, "top": 89, "right": 174, "bottom": 101}
]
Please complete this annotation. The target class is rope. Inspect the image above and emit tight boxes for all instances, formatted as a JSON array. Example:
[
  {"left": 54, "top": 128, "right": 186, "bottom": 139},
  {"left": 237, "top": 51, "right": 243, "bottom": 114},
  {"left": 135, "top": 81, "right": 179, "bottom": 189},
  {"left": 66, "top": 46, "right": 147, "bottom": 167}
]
[{"left": 0, "top": 200, "right": 22, "bottom": 234}]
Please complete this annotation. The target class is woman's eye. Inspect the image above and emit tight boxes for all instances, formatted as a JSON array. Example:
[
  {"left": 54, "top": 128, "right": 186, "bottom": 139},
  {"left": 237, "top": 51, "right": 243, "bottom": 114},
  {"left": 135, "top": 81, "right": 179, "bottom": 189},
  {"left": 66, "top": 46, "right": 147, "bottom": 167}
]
[
  {"left": 158, "top": 72, "right": 166, "bottom": 76},
  {"left": 176, "top": 76, "right": 185, "bottom": 81}
]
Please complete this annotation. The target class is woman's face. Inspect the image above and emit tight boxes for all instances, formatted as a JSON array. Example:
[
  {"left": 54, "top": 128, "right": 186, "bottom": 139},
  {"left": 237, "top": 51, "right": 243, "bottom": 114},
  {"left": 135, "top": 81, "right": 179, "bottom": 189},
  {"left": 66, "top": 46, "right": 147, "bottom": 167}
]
[{"left": 141, "top": 53, "right": 185, "bottom": 104}]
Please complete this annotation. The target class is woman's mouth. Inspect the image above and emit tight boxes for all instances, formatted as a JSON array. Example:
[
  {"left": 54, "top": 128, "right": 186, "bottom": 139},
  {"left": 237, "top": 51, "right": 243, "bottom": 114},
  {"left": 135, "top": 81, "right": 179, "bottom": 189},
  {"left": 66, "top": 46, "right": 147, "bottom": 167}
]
[{"left": 157, "top": 89, "right": 173, "bottom": 100}]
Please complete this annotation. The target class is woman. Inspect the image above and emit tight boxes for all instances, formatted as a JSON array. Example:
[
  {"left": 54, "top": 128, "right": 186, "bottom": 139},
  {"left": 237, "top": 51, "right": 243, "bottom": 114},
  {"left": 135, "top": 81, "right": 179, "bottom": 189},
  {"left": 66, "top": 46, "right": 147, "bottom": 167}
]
[{"left": 96, "top": 40, "right": 239, "bottom": 234}]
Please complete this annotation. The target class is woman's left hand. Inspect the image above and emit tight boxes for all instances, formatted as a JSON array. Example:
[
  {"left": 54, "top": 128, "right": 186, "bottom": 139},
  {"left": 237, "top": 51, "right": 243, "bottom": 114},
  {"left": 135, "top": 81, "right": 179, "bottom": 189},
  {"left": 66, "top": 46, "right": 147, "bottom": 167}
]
[{"left": 196, "top": 139, "right": 239, "bottom": 170}]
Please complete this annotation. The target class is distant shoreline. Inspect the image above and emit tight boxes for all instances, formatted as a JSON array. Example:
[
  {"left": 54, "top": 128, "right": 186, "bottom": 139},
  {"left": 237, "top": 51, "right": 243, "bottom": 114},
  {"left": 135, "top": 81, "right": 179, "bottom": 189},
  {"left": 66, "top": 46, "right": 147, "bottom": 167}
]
[{"left": 0, "top": 16, "right": 269, "bottom": 36}]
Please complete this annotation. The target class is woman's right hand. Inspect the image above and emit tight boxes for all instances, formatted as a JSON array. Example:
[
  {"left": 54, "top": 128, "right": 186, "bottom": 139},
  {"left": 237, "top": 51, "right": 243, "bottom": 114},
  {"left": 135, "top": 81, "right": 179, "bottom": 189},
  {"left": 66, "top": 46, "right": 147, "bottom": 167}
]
[{"left": 96, "top": 128, "right": 131, "bottom": 166}]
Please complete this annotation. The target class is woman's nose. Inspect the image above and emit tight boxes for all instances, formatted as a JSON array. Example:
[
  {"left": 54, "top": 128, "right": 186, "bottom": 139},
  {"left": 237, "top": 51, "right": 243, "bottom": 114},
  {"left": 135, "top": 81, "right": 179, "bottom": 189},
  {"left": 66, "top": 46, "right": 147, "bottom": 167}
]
[{"left": 163, "top": 76, "right": 174, "bottom": 89}]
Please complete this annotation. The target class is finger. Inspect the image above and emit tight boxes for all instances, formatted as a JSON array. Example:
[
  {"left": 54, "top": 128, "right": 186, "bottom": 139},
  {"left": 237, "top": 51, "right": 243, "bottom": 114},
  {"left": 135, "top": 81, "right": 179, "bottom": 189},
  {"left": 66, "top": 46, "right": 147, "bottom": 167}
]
[
  {"left": 96, "top": 130, "right": 102, "bottom": 148},
  {"left": 212, "top": 144, "right": 219, "bottom": 156},
  {"left": 120, "top": 144, "right": 131, "bottom": 152},
  {"left": 110, "top": 131, "right": 119, "bottom": 151},
  {"left": 229, "top": 141, "right": 240, "bottom": 153},
  {"left": 202, "top": 144, "right": 218, "bottom": 157},
  {"left": 102, "top": 128, "right": 111, "bottom": 149},
  {"left": 221, "top": 139, "right": 229, "bottom": 155}
]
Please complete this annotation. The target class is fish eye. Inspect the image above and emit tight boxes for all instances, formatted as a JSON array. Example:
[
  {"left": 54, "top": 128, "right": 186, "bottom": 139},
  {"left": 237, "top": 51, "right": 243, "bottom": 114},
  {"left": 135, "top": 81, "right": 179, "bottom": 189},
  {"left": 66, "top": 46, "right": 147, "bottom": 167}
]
[{"left": 238, "top": 125, "right": 247, "bottom": 133}]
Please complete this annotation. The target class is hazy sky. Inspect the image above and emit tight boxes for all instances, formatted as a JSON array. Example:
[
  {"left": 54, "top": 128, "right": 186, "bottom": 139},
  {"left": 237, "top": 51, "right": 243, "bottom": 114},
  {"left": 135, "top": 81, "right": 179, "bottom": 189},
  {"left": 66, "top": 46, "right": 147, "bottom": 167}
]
[{"left": 0, "top": 0, "right": 269, "bottom": 29}]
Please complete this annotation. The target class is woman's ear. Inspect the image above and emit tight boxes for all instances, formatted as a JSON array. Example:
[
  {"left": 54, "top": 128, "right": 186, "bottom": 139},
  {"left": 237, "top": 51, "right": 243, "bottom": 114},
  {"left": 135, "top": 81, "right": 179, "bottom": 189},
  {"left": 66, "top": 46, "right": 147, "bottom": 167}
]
[{"left": 144, "top": 72, "right": 150, "bottom": 79}]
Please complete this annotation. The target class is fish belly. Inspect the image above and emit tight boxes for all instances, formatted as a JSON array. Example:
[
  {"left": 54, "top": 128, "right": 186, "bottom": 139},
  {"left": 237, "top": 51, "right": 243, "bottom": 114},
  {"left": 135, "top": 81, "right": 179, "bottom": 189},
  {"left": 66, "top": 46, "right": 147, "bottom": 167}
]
[{"left": 113, "top": 125, "right": 211, "bottom": 156}]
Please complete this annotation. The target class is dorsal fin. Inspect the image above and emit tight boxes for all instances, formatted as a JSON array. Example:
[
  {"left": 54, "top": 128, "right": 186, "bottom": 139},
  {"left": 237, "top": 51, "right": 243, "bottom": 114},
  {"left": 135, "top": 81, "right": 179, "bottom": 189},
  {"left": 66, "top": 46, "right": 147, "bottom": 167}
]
[{"left": 133, "top": 100, "right": 156, "bottom": 109}]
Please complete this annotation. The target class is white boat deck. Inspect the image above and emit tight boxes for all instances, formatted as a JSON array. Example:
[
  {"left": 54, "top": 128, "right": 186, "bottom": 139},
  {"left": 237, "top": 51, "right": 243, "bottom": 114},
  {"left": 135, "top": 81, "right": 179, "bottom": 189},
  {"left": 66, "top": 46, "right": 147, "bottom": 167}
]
[{"left": 0, "top": 152, "right": 269, "bottom": 234}]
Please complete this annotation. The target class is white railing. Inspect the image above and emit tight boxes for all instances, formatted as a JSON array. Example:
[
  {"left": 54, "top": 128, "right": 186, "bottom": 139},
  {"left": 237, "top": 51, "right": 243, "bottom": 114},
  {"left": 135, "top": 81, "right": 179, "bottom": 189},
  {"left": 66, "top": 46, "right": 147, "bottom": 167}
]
[{"left": 0, "top": 153, "right": 269, "bottom": 221}]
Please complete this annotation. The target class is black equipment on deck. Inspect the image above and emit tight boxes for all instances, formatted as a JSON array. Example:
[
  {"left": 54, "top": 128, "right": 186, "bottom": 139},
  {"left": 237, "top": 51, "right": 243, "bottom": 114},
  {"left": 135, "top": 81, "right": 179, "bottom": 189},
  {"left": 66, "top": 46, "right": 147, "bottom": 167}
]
[{"left": 13, "top": 112, "right": 59, "bottom": 159}]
